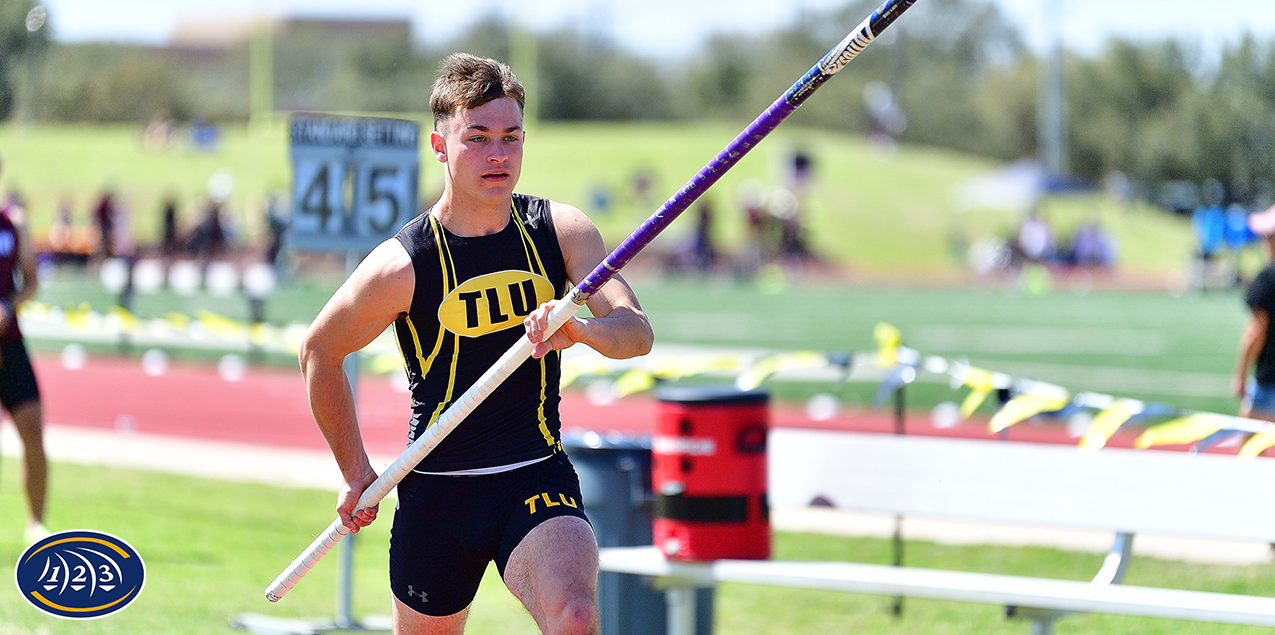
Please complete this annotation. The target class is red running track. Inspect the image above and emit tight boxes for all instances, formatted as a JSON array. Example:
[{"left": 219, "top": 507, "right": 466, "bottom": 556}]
[{"left": 32, "top": 353, "right": 1202, "bottom": 457}]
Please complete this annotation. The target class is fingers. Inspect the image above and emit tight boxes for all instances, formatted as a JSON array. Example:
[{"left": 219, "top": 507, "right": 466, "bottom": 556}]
[
  {"left": 336, "top": 470, "right": 381, "bottom": 533},
  {"left": 524, "top": 299, "right": 558, "bottom": 344},
  {"left": 338, "top": 503, "right": 379, "bottom": 533}
]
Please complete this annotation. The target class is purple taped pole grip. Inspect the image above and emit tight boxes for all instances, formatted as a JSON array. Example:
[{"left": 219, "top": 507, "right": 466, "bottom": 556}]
[{"left": 571, "top": 0, "right": 918, "bottom": 303}]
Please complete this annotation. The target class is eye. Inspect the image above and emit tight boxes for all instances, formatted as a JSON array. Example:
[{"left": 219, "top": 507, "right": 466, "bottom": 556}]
[
  {"left": 469, "top": 135, "right": 487, "bottom": 143},
  {"left": 505, "top": 135, "right": 521, "bottom": 143}
]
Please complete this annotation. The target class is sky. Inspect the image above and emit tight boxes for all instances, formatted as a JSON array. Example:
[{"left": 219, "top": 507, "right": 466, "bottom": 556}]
[{"left": 31, "top": 0, "right": 1275, "bottom": 61}]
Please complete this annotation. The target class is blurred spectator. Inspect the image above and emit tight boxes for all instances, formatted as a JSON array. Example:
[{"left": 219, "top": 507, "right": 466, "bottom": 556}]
[
  {"left": 1071, "top": 221, "right": 1116, "bottom": 268},
  {"left": 862, "top": 81, "right": 908, "bottom": 150},
  {"left": 159, "top": 196, "right": 183, "bottom": 257},
  {"left": 1192, "top": 204, "right": 1226, "bottom": 259},
  {"left": 264, "top": 192, "right": 287, "bottom": 267},
  {"left": 187, "top": 200, "right": 228, "bottom": 262},
  {"left": 190, "top": 119, "right": 220, "bottom": 153},
  {"left": 689, "top": 200, "right": 715, "bottom": 272},
  {"left": 48, "top": 196, "right": 74, "bottom": 254},
  {"left": 92, "top": 190, "right": 117, "bottom": 259},
  {"left": 738, "top": 181, "right": 768, "bottom": 279},
  {"left": 663, "top": 201, "right": 717, "bottom": 276},
  {"left": 631, "top": 169, "right": 655, "bottom": 208},
  {"left": 111, "top": 199, "right": 134, "bottom": 258},
  {"left": 787, "top": 149, "right": 814, "bottom": 198},
  {"left": 1225, "top": 204, "right": 1255, "bottom": 251},
  {"left": 143, "top": 117, "right": 175, "bottom": 151},
  {"left": 47, "top": 195, "right": 91, "bottom": 265},
  {"left": 589, "top": 184, "right": 613, "bottom": 215},
  {"left": 1016, "top": 210, "right": 1055, "bottom": 263},
  {"left": 771, "top": 188, "right": 810, "bottom": 261}
]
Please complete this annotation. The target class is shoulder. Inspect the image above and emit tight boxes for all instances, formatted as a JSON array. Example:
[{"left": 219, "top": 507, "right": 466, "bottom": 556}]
[
  {"left": 394, "top": 210, "right": 439, "bottom": 254},
  {"left": 1247, "top": 267, "right": 1275, "bottom": 305},
  {"left": 1, "top": 205, "right": 25, "bottom": 228},
  {"left": 546, "top": 200, "right": 601, "bottom": 241},
  {"left": 356, "top": 238, "right": 415, "bottom": 293}
]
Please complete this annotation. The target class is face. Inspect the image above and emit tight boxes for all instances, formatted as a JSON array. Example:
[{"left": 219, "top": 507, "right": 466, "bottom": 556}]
[{"left": 431, "top": 97, "right": 524, "bottom": 205}]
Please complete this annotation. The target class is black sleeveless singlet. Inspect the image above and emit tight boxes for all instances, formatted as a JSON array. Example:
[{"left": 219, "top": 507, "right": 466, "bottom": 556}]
[{"left": 393, "top": 194, "right": 569, "bottom": 472}]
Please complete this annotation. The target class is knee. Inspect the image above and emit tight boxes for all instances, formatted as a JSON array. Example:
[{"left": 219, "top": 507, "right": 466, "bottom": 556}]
[{"left": 548, "top": 596, "right": 597, "bottom": 635}]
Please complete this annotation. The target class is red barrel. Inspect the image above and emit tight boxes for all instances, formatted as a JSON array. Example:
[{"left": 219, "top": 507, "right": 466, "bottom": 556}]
[{"left": 652, "top": 387, "right": 770, "bottom": 561}]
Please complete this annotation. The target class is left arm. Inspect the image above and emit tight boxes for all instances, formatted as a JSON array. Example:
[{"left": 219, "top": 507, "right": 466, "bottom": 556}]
[
  {"left": 524, "top": 202, "right": 654, "bottom": 360},
  {"left": 0, "top": 207, "right": 38, "bottom": 331}
]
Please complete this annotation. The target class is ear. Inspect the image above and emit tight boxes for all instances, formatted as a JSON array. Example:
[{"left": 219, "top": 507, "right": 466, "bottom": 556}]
[{"left": 430, "top": 130, "right": 447, "bottom": 163}]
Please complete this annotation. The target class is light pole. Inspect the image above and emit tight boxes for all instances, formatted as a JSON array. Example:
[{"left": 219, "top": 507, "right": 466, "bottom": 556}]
[
  {"left": 1038, "top": 0, "right": 1066, "bottom": 177},
  {"left": 21, "top": 3, "right": 46, "bottom": 124}
]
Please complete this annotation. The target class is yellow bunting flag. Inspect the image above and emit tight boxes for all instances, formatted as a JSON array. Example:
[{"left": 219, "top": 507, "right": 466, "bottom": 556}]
[
  {"left": 959, "top": 367, "right": 996, "bottom": 419},
  {"left": 988, "top": 385, "right": 1069, "bottom": 433},
  {"left": 1238, "top": 428, "right": 1275, "bottom": 459},
  {"left": 108, "top": 306, "right": 140, "bottom": 334},
  {"left": 559, "top": 358, "right": 619, "bottom": 388},
  {"left": 611, "top": 368, "right": 656, "bottom": 398},
  {"left": 874, "top": 322, "right": 902, "bottom": 368},
  {"left": 1079, "top": 399, "right": 1142, "bottom": 451},
  {"left": 736, "top": 351, "right": 827, "bottom": 391},
  {"left": 196, "top": 310, "right": 248, "bottom": 340},
  {"left": 1135, "top": 413, "right": 1227, "bottom": 449}
]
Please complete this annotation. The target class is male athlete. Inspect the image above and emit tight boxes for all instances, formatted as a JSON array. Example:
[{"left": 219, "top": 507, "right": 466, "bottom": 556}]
[
  {"left": 299, "top": 54, "right": 653, "bottom": 635},
  {"left": 0, "top": 157, "right": 49, "bottom": 543}
]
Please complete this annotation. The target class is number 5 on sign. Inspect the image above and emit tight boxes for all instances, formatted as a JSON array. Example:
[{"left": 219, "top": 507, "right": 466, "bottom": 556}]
[{"left": 357, "top": 165, "right": 412, "bottom": 236}]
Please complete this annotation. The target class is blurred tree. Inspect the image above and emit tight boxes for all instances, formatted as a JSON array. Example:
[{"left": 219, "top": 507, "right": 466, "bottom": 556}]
[{"left": 37, "top": 45, "right": 194, "bottom": 122}]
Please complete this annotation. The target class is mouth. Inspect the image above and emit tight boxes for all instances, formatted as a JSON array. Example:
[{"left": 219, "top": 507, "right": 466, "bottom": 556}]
[{"left": 481, "top": 171, "right": 511, "bottom": 182}]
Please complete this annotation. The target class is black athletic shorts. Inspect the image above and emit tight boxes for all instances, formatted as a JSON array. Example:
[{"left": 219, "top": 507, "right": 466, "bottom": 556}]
[
  {"left": 389, "top": 452, "right": 591, "bottom": 617},
  {"left": 0, "top": 339, "right": 40, "bottom": 412}
]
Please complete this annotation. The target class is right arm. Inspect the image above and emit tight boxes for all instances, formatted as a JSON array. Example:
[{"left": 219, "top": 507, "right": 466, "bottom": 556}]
[
  {"left": 1235, "top": 308, "right": 1269, "bottom": 404},
  {"left": 299, "top": 238, "right": 414, "bottom": 531}
]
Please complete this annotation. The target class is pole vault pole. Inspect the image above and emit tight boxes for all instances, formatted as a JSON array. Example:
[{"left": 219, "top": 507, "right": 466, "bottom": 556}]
[{"left": 267, "top": 0, "right": 920, "bottom": 602}]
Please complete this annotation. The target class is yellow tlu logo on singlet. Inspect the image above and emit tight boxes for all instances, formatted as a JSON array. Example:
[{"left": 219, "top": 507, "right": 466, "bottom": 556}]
[{"left": 438, "top": 270, "right": 556, "bottom": 338}]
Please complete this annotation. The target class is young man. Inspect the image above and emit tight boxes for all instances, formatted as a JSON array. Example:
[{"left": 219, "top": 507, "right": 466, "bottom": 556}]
[
  {"left": 1236, "top": 205, "right": 1275, "bottom": 421},
  {"left": 298, "top": 54, "right": 653, "bottom": 635},
  {"left": 0, "top": 158, "right": 49, "bottom": 543}
]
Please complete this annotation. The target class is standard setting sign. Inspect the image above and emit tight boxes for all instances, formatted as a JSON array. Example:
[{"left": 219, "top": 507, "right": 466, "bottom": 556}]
[{"left": 289, "top": 114, "right": 419, "bottom": 252}]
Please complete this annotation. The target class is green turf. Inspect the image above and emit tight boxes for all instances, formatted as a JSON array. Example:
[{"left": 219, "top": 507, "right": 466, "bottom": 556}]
[
  {"left": 23, "top": 264, "right": 1251, "bottom": 417},
  {"left": 0, "top": 460, "right": 1270, "bottom": 634},
  {"left": 0, "top": 121, "right": 1196, "bottom": 271},
  {"left": 628, "top": 278, "right": 1248, "bottom": 415}
]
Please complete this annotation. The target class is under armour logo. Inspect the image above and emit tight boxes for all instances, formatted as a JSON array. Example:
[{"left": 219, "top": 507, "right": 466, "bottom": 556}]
[{"left": 407, "top": 585, "right": 428, "bottom": 602}]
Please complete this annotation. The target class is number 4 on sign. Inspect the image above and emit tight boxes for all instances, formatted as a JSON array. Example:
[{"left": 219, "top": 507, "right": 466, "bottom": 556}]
[{"left": 295, "top": 160, "right": 345, "bottom": 235}]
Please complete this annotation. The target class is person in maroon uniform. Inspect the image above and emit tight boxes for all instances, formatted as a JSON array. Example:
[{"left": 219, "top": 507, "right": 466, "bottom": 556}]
[
  {"left": 0, "top": 158, "right": 47, "bottom": 543},
  {"left": 300, "top": 55, "right": 653, "bottom": 634}
]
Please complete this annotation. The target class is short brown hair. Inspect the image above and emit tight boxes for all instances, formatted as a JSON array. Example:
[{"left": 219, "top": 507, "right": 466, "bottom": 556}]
[{"left": 430, "top": 53, "right": 525, "bottom": 130}]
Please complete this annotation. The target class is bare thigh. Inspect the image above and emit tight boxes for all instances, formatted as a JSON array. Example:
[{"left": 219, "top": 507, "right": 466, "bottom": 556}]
[
  {"left": 392, "top": 595, "right": 469, "bottom": 635},
  {"left": 503, "top": 516, "right": 599, "bottom": 634}
]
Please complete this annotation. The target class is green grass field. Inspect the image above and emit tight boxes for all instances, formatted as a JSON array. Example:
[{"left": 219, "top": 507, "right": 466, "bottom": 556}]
[
  {"left": 26, "top": 264, "right": 1250, "bottom": 417},
  {"left": 0, "top": 122, "right": 1197, "bottom": 272},
  {"left": 0, "top": 460, "right": 1271, "bottom": 635}
]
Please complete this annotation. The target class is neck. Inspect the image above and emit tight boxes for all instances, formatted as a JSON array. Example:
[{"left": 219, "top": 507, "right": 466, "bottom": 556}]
[{"left": 432, "top": 187, "right": 511, "bottom": 237}]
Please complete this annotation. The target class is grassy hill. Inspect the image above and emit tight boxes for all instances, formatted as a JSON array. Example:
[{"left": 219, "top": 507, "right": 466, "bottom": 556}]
[{"left": 0, "top": 121, "right": 1195, "bottom": 272}]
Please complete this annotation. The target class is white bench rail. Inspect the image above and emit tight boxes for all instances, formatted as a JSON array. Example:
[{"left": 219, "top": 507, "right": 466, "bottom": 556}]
[{"left": 599, "top": 546, "right": 1275, "bottom": 632}]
